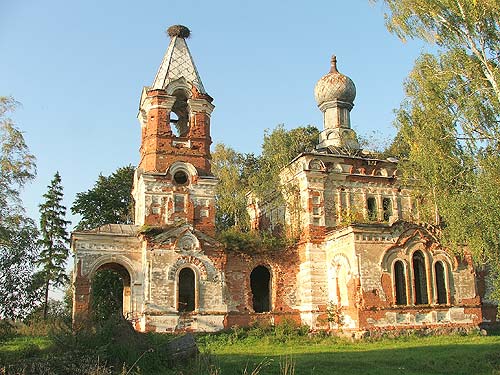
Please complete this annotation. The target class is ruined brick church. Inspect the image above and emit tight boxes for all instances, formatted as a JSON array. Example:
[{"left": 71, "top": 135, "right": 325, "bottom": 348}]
[{"left": 72, "top": 26, "right": 496, "bottom": 333}]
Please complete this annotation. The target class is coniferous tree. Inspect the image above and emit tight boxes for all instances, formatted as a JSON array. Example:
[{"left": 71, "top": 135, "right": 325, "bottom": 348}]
[{"left": 38, "top": 171, "right": 70, "bottom": 320}]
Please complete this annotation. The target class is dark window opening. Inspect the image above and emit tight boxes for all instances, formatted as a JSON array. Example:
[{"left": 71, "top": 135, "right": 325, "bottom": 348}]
[
  {"left": 394, "top": 261, "right": 407, "bottom": 305},
  {"left": 174, "top": 170, "right": 188, "bottom": 185},
  {"left": 435, "top": 262, "right": 447, "bottom": 304},
  {"left": 383, "top": 198, "right": 392, "bottom": 221},
  {"left": 171, "top": 90, "right": 189, "bottom": 137},
  {"left": 367, "top": 197, "right": 377, "bottom": 221},
  {"left": 178, "top": 268, "right": 195, "bottom": 312},
  {"left": 250, "top": 266, "right": 271, "bottom": 313},
  {"left": 413, "top": 251, "right": 429, "bottom": 304}
]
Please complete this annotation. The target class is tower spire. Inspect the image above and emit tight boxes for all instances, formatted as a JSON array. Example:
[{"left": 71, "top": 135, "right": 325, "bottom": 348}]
[{"left": 152, "top": 25, "right": 206, "bottom": 93}]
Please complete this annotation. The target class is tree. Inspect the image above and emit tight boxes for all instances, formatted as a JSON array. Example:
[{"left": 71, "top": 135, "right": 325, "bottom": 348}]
[
  {"left": 375, "top": 1, "right": 500, "bottom": 298},
  {"left": 38, "top": 172, "right": 70, "bottom": 320},
  {"left": 376, "top": 0, "right": 500, "bottom": 148},
  {"left": 251, "top": 124, "right": 319, "bottom": 199},
  {"left": 71, "top": 165, "right": 135, "bottom": 231},
  {"left": 211, "top": 144, "right": 257, "bottom": 231},
  {"left": 0, "top": 96, "right": 39, "bottom": 319}
]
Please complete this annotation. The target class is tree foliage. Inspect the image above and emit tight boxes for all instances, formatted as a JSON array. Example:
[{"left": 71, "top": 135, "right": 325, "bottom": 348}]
[
  {"left": 71, "top": 165, "right": 135, "bottom": 231},
  {"left": 211, "top": 144, "right": 257, "bottom": 231},
  {"left": 91, "top": 269, "right": 124, "bottom": 321},
  {"left": 0, "top": 97, "right": 39, "bottom": 319},
  {"left": 212, "top": 124, "right": 319, "bottom": 233},
  {"left": 37, "top": 171, "right": 70, "bottom": 319},
  {"left": 251, "top": 124, "right": 319, "bottom": 199},
  {"left": 377, "top": 1, "right": 500, "bottom": 298},
  {"left": 379, "top": 0, "right": 500, "bottom": 91}
]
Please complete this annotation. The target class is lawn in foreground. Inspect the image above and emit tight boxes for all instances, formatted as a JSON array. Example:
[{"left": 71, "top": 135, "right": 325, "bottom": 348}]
[
  {"left": 197, "top": 333, "right": 500, "bottom": 375},
  {"left": 2, "top": 326, "right": 500, "bottom": 374}
]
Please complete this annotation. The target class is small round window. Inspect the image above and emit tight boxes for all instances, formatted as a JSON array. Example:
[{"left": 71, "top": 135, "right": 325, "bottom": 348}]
[{"left": 173, "top": 170, "right": 189, "bottom": 185}]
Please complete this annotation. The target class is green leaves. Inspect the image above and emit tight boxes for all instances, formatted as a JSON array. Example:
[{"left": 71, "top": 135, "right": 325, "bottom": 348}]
[
  {"left": 71, "top": 165, "right": 135, "bottom": 231},
  {"left": 0, "top": 97, "right": 39, "bottom": 320},
  {"left": 378, "top": 0, "right": 500, "bottom": 298},
  {"left": 252, "top": 124, "right": 319, "bottom": 200},
  {"left": 212, "top": 125, "right": 319, "bottom": 233},
  {"left": 212, "top": 144, "right": 254, "bottom": 231}
]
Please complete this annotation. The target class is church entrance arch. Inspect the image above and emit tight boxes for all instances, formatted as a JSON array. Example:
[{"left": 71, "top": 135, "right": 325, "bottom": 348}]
[
  {"left": 90, "top": 262, "right": 132, "bottom": 320},
  {"left": 178, "top": 267, "right": 196, "bottom": 312},
  {"left": 250, "top": 266, "right": 271, "bottom": 313}
]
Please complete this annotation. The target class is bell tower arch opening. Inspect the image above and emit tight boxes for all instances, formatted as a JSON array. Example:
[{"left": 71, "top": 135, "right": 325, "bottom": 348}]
[
  {"left": 90, "top": 262, "right": 132, "bottom": 321},
  {"left": 170, "top": 89, "right": 190, "bottom": 137}
]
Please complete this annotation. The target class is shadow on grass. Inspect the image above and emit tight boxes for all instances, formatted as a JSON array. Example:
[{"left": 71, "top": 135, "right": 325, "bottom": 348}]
[{"left": 212, "top": 342, "right": 500, "bottom": 375}]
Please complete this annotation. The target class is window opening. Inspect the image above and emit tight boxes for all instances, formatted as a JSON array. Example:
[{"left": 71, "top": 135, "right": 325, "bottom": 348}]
[
  {"left": 435, "top": 262, "right": 447, "bottom": 304},
  {"left": 250, "top": 266, "right": 271, "bottom": 313},
  {"left": 174, "top": 170, "right": 188, "bottom": 185},
  {"left": 382, "top": 198, "right": 392, "bottom": 221},
  {"left": 170, "top": 90, "right": 189, "bottom": 137},
  {"left": 394, "top": 260, "right": 407, "bottom": 305},
  {"left": 367, "top": 197, "right": 377, "bottom": 221},
  {"left": 178, "top": 268, "right": 195, "bottom": 312},
  {"left": 413, "top": 251, "right": 429, "bottom": 304}
]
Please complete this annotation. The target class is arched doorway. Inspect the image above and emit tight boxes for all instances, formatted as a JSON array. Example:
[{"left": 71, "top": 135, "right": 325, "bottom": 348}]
[
  {"left": 91, "top": 262, "right": 131, "bottom": 320},
  {"left": 178, "top": 268, "right": 196, "bottom": 312},
  {"left": 250, "top": 266, "right": 271, "bottom": 313}
]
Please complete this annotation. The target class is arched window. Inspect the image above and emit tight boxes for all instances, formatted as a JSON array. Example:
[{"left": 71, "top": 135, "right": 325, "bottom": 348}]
[
  {"left": 435, "top": 261, "right": 447, "bottom": 304},
  {"left": 367, "top": 197, "right": 377, "bottom": 221},
  {"left": 412, "top": 251, "right": 429, "bottom": 305},
  {"left": 178, "top": 268, "right": 195, "bottom": 312},
  {"left": 394, "top": 260, "right": 407, "bottom": 305},
  {"left": 250, "top": 266, "right": 271, "bottom": 313},
  {"left": 170, "top": 90, "right": 189, "bottom": 137}
]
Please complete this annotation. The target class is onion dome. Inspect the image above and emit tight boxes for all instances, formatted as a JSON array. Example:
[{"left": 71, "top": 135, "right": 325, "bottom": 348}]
[{"left": 314, "top": 55, "right": 356, "bottom": 107}]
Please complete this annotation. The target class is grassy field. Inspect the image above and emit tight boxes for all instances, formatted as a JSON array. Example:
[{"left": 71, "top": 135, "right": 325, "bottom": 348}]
[
  {"left": 1, "top": 322, "right": 500, "bottom": 374},
  {"left": 198, "top": 333, "right": 500, "bottom": 375}
]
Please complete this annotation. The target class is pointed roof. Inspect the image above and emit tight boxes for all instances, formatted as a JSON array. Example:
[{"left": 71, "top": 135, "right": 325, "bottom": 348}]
[{"left": 152, "top": 27, "right": 206, "bottom": 93}]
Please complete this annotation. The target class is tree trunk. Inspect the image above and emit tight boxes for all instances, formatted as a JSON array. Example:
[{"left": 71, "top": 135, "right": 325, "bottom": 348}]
[{"left": 43, "top": 279, "right": 50, "bottom": 320}]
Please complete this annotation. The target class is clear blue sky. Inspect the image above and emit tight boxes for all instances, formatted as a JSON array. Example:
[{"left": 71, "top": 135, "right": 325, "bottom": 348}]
[{"left": 1, "top": 0, "right": 426, "bottom": 227}]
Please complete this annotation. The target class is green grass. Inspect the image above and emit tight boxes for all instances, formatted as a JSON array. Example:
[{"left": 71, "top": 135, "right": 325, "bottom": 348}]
[
  {"left": 0, "top": 335, "right": 53, "bottom": 361},
  {"left": 2, "top": 325, "right": 500, "bottom": 374},
  {"left": 197, "top": 332, "right": 500, "bottom": 375}
]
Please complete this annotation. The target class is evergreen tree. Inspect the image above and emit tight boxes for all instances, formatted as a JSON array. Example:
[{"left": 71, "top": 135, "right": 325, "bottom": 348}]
[{"left": 38, "top": 171, "right": 70, "bottom": 320}]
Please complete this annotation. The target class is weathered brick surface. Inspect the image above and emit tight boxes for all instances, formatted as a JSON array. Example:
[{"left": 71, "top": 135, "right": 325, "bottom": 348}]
[{"left": 72, "top": 34, "right": 496, "bottom": 334}]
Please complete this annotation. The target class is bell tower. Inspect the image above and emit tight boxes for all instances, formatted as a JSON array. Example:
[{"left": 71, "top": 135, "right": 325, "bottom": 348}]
[{"left": 133, "top": 25, "right": 217, "bottom": 235}]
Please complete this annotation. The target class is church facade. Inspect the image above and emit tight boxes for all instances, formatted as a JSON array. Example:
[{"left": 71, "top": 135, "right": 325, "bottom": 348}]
[{"left": 72, "top": 26, "right": 496, "bottom": 333}]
